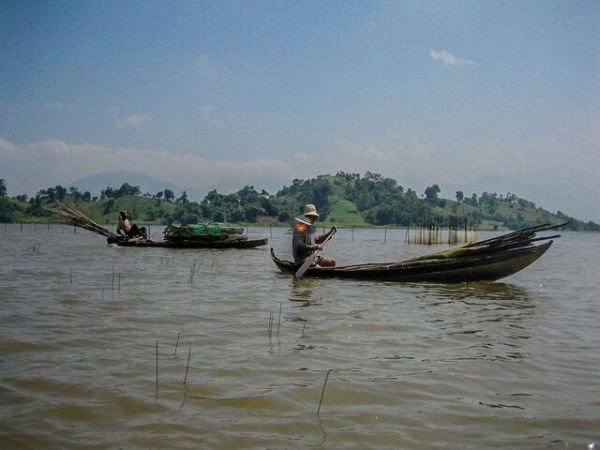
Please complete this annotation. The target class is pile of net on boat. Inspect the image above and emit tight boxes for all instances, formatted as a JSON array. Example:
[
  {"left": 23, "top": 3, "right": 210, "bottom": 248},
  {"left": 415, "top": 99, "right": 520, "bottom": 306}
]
[{"left": 163, "top": 222, "right": 247, "bottom": 242}]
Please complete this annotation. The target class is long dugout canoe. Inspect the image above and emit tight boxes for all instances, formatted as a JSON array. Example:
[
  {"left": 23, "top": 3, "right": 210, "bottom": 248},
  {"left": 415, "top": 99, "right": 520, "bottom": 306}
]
[{"left": 271, "top": 241, "right": 553, "bottom": 283}]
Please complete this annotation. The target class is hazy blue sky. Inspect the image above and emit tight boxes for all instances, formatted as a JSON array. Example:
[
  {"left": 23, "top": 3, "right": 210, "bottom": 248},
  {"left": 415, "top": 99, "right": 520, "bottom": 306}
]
[{"left": 1, "top": 0, "right": 599, "bottom": 221}]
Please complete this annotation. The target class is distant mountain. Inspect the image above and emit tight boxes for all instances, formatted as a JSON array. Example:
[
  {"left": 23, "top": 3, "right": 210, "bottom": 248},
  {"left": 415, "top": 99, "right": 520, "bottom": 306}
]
[{"left": 70, "top": 171, "right": 206, "bottom": 200}]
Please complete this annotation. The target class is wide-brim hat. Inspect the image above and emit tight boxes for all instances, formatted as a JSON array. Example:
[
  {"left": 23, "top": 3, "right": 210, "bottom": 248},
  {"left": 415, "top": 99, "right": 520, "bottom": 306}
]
[{"left": 303, "top": 204, "right": 319, "bottom": 217}]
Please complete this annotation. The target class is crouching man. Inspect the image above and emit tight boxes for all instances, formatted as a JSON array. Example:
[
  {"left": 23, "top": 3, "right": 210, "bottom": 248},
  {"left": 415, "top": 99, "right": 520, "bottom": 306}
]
[{"left": 292, "top": 204, "right": 336, "bottom": 268}]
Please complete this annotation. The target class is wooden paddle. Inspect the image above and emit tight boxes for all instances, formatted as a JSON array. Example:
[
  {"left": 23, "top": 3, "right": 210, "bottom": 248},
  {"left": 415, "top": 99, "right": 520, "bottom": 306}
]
[{"left": 294, "top": 229, "right": 336, "bottom": 280}]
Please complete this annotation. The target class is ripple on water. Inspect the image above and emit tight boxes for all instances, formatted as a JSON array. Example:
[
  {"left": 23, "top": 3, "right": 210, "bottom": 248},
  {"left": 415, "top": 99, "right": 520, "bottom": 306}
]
[{"left": 1, "top": 227, "right": 599, "bottom": 449}]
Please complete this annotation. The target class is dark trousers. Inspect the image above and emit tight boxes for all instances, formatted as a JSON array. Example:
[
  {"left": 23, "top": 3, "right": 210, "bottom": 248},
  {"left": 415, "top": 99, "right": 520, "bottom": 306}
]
[{"left": 128, "top": 224, "right": 142, "bottom": 238}]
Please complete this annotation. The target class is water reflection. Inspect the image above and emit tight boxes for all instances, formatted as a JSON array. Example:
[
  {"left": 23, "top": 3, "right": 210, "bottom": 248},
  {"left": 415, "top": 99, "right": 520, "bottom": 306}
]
[
  {"left": 415, "top": 282, "right": 540, "bottom": 365},
  {"left": 288, "top": 277, "right": 320, "bottom": 306},
  {"left": 420, "top": 281, "right": 537, "bottom": 303}
]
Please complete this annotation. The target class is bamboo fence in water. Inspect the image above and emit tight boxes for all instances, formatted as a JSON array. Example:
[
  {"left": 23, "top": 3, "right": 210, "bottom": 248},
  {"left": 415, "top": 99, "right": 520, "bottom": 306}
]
[{"left": 405, "top": 216, "right": 477, "bottom": 245}]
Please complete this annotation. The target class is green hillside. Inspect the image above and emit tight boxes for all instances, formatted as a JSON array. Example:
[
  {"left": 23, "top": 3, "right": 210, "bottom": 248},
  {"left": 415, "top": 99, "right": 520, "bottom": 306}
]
[
  {"left": 271, "top": 172, "right": 596, "bottom": 231},
  {"left": 0, "top": 175, "right": 597, "bottom": 231},
  {"left": 326, "top": 195, "right": 367, "bottom": 225}
]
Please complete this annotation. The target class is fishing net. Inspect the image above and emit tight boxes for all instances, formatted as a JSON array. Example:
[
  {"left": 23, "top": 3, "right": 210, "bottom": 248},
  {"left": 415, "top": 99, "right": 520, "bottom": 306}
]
[{"left": 164, "top": 222, "right": 244, "bottom": 241}]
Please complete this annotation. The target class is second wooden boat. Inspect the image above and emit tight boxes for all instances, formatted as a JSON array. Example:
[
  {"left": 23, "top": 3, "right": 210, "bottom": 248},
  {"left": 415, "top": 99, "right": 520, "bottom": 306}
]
[
  {"left": 108, "top": 236, "right": 268, "bottom": 249},
  {"left": 50, "top": 202, "right": 268, "bottom": 249}
]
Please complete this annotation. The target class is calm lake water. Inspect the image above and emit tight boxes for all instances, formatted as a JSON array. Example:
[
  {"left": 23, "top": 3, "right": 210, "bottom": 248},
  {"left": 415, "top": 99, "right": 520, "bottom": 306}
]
[{"left": 1, "top": 224, "right": 598, "bottom": 449}]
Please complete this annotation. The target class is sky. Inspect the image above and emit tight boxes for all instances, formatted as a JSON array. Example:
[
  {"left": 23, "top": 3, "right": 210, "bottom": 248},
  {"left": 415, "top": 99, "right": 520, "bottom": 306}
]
[{"left": 1, "top": 0, "right": 599, "bottom": 222}]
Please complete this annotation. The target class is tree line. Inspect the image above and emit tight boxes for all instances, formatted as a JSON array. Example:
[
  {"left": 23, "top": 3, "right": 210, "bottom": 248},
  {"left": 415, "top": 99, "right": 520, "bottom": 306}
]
[{"left": 0, "top": 176, "right": 597, "bottom": 231}]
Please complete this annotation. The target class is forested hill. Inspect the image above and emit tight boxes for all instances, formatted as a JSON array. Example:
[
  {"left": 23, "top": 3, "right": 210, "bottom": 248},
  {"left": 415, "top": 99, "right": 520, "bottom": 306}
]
[
  {"left": 0, "top": 174, "right": 597, "bottom": 231},
  {"left": 270, "top": 172, "right": 596, "bottom": 231}
]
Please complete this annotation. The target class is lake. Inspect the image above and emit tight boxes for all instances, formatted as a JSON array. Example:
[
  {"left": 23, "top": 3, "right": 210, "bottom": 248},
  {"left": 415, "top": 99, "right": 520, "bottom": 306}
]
[{"left": 1, "top": 224, "right": 598, "bottom": 449}]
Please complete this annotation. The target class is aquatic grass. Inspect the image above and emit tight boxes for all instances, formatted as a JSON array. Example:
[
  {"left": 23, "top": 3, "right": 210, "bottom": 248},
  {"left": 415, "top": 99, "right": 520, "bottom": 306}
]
[
  {"left": 174, "top": 332, "right": 180, "bottom": 356},
  {"left": 277, "top": 303, "right": 282, "bottom": 337},
  {"left": 188, "top": 259, "right": 201, "bottom": 285},
  {"left": 183, "top": 348, "right": 191, "bottom": 385},
  {"left": 317, "top": 369, "right": 331, "bottom": 416},
  {"left": 108, "top": 267, "right": 122, "bottom": 296},
  {"left": 159, "top": 256, "right": 176, "bottom": 267},
  {"left": 267, "top": 313, "right": 274, "bottom": 339},
  {"left": 155, "top": 340, "right": 159, "bottom": 401}
]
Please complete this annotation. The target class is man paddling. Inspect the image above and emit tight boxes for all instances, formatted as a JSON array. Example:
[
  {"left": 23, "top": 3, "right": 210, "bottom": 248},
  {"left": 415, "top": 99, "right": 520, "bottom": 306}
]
[{"left": 293, "top": 204, "right": 336, "bottom": 268}]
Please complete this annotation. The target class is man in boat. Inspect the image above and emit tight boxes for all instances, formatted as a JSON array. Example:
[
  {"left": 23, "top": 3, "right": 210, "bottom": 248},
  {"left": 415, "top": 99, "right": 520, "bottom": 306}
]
[
  {"left": 293, "top": 204, "right": 336, "bottom": 268},
  {"left": 116, "top": 210, "right": 146, "bottom": 240}
]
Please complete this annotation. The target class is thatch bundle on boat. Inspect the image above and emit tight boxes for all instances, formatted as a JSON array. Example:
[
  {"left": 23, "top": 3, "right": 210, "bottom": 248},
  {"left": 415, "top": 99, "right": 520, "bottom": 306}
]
[
  {"left": 163, "top": 223, "right": 245, "bottom": 242},
  {"left": 403, "top": 222, "right": 563, "bottom": 262},
  {"left": 48, "top": 201, "right": 119, "bottom": 239}
]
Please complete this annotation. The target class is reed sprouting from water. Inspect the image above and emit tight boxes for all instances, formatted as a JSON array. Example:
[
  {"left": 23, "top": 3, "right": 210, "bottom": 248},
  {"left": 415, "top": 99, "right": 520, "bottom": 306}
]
[
  {"left": 317, "top": 369, "right": 331, "bottom": 416},
  {"left": 267, "top": 312, "right": 274, "bottom": 339},
  {"left": 277, "top": 303, "right": 282, "bottom": 337},
  {"left": 155, "top": 340, "right": 159, "bottom": 401},
  {"left": 174, "top": 332, "right": 180, "bottom": 356},
  {"left": 183, "top": 348, "right": 192, "bottom": 385},
  {"left": 188, "top": 259, "right": 201, "bottom": 285}
]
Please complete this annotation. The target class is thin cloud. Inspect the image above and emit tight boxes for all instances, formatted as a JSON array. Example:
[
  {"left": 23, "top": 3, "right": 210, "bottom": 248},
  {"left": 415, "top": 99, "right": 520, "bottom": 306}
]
[
  {"left": 42, "top": 101, "right": 72, "bottom": 112},
  {"left": 293, "top": 151, "right": 315, "bottom": 164},
  {"left": 199, "top": 105, "right": 222, "bottom": 126},
  {"left": 430, "top": 49, "right": 477, "bottom": 66},
  {"left": 0, "top": 138, "right": 292, "bottom": 195},
  {"left": 2, "top": 131, "right": 597, "bottom": 221},
  {"left": 115, "top": 114, "right": 149, "bottom": 129},
  {"left": 199, "top": 53, "right": 218, "bottom": 81}
]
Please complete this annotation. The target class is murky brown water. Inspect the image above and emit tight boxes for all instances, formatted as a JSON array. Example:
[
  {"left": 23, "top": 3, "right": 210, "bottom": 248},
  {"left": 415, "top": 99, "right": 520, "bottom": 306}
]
[{"left": 1, "top": 224, "right": 598, "bottom": 449}]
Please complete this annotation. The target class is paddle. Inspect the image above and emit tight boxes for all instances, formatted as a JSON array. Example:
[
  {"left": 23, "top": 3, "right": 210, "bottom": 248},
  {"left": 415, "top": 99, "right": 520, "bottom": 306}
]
[{"left": 294, "top": 229, "right": 336, "bottom": 280}]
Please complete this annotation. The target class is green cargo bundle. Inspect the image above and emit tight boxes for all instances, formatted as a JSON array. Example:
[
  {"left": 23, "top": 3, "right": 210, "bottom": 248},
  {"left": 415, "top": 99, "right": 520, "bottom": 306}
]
[{"left": 164, "top": 222, "right": 245, "bottom": 242}]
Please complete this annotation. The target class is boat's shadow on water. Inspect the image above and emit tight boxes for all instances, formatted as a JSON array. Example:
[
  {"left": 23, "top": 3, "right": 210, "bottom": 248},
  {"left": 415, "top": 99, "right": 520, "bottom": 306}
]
[
  {"left": 417, "top": 281, "right": 537, "bottom": 303},
  {"left": 285, "top": 272, "right": 537, "bottom": 304}
]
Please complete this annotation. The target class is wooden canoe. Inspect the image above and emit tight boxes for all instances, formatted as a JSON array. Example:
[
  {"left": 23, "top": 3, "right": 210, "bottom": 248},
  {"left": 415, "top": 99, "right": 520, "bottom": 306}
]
[
  {"left": 271, "top": 241, "right": 551, "bottom": 282},
  {"left": 107, "top": 236, "right": 268, "bottom": 249},
  {"left": 49, "top": 202, "right": 269, "bottom": 249},
  {"left": 271, "top": 223, "right": 564, "bottom": 282}
]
